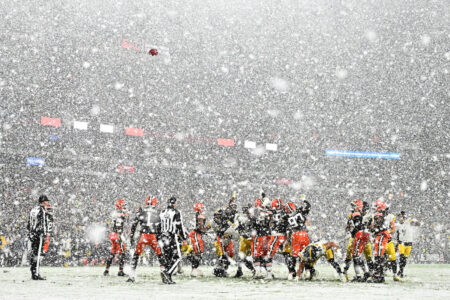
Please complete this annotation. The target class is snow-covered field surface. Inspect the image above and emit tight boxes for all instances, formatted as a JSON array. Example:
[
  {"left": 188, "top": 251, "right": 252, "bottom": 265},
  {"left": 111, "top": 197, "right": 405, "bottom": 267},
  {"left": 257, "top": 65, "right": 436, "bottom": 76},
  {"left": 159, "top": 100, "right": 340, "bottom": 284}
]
[{"left": 1, "top": 264, "right": 449, "bottom": 299}]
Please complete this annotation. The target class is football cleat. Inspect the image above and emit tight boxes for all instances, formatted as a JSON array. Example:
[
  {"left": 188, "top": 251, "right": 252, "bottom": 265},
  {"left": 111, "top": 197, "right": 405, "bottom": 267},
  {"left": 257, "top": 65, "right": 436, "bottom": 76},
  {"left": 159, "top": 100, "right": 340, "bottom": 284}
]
[
  {"left": 287, "top": 273, "right": 294, "bottom": 281},
  {"left": 32, "top": 274, "right": 46, "bottom": 280},
  {"left": 234, "top": 268, "right": 243, "bottom": 278},
  {"left": 160, "top": 270, "right": 169, "bottom": 284}
]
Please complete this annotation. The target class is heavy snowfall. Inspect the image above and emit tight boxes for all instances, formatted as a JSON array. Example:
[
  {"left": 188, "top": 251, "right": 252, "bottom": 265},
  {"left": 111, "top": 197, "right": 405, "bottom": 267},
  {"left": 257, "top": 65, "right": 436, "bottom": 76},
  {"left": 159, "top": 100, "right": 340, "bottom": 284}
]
[{"left": 0, "top": 0, "right": 449, "bottom": 299}]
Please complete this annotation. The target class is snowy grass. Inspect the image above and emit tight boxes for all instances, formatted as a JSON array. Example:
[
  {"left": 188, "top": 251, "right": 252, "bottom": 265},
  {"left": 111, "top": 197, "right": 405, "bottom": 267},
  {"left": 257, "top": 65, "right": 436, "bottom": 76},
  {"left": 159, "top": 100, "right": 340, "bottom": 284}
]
[{"left": 0, "top": 264, "right": 449, "bottom": 299}]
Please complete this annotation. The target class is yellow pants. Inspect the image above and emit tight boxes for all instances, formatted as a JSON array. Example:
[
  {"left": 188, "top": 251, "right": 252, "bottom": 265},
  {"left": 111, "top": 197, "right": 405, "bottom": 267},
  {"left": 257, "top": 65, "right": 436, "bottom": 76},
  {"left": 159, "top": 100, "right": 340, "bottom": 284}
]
[
  {"left": 398, "top": 243, "right": 412, "bottom": 258},
  {"left": 346, "top": 238, "right": 373, "bottom": 261},
  {"left": 181, "top": 243, "right": 193, "bottom": 256},
  {"left": 283, "top": 242, "right": 292, "bottom": 255},
  {"left": 0, "top": 236, "right": 6, "bottom": 249},
  {"left": 239, "top": 237, "right": 252, "bottom": 256},
  {"left": 386, "top": 241, "right": 396, "bottom": 261},
  {"left": 304, "top": 247, "right": 334, "bottom": 267},
  {"left": 214, "top": 241, "right": 223, "bottom": 257}
]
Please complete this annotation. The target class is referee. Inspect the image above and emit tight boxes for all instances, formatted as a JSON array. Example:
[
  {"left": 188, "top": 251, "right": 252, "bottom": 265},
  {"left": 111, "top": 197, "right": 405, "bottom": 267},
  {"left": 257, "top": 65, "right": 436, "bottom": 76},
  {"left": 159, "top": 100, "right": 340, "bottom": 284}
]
[{"left": 27, "top": 195, "right": 53, "bottom": 280}]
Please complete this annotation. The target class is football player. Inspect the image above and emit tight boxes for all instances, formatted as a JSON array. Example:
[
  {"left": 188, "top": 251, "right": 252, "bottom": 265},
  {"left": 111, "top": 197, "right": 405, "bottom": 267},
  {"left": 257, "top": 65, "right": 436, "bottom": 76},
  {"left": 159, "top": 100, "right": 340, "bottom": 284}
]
[
  {"left": 232, "top": 202, "right": 256, "bottom": 278},
  {"left": 296, "top": 241, "right": 346, "bottom": 282},
  {"left": 126, "top": 196, "right": 163, "bottom": 282},
  {"left": 348, "top": 202, "right": 373, "bottom": 282},
  {"left": 342, "top": 199, "right": 363, "bottom": 280},
  {"left": 396, "top": 211, "right": 421, "bottom": 278},
  {"left": 212, "top": 208, "right": 235, "bottom": 277},
  {"left": 104, "top": 199, "right": 129, "bottom": 277},
  {"left": 287, "top": 200, "right": 311, "bottom": 279},
  {"left": 251, "top": 195, "right": 273, "bottom": 279},
  {"left": 267, "top": 198, "right": 289, "bottom": 279},
  {"left": 188, "top": 202, "right": 211, "bottom": 277},
  {"left": 369, "top": 199, "right": 400, "bottom": 283}
]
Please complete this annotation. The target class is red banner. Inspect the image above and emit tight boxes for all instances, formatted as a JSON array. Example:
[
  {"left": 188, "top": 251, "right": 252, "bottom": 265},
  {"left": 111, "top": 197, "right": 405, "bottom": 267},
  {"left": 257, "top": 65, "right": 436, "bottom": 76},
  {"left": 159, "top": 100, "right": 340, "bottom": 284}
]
[
  {"left": 118, "top": 165, "right": 135, "bottom": 173},
  {"left": 125, "top": 128, "right": 144, "bottom": 137},
  {"left": 217, "top": 138, "right": 235, "bottom": 147},
  {"left": 41, "top": 116, "right": 61, "bottom": 127},
  {"left": 276, "top": 178, "right": 291, "bottom": 185}
]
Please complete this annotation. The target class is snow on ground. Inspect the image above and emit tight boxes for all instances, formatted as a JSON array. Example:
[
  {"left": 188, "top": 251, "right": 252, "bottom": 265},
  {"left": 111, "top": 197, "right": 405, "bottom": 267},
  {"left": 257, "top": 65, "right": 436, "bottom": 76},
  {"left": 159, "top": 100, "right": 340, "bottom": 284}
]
[{"left": 1, "top": 264, "right": 449, "bottom": 299}]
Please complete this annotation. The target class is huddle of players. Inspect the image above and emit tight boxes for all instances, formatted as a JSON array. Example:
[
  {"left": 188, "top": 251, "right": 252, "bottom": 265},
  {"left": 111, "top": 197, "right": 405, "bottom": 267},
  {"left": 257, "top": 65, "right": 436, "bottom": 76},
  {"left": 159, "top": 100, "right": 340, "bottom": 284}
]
[
  {"left": 213, "top": 193, "right": 348, "bottom": 282},
  {"left": 342, "top": 199, "right": 420, "bottom": 283},
  {"left": 103, "top": 193, "right": 418, "bottom": 284}
]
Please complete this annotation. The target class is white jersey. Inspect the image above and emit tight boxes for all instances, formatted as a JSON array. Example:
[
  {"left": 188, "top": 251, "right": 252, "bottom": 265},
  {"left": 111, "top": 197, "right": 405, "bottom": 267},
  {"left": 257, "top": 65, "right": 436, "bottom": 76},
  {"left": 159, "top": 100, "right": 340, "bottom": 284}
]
[
  {"left": 396, "top": 219, "right": 419, "bottom": 243},
  {"left": 233, "top": 213, "right": 253, "bottom": 238},
  {"left": 384, "top": 213, "right": 396, "bottom": 233}
]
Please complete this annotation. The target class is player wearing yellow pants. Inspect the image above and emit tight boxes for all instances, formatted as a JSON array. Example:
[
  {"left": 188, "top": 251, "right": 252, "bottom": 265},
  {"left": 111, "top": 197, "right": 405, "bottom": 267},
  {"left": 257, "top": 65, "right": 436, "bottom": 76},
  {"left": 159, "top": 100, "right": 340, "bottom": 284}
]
[
  {"left": 297, "top": 241, "right": 345, "bottom": 282},
  {"left": 283, "top": 241, "right": 298, "bottom": 280},
  {"left": 396, "top": 211, "right": 420, "bottom": 278},
  {"left": 398, "top": 243, "right": 412, "bottom": 257},
  {"left": 174, "top": 240, "right": 193, "bottom": 275},
  {"left": 232, "top": 203, "right": 256, "bottom": 278},
  {"left": 398, "top": 242, "right": 412, "bottom": 277}
]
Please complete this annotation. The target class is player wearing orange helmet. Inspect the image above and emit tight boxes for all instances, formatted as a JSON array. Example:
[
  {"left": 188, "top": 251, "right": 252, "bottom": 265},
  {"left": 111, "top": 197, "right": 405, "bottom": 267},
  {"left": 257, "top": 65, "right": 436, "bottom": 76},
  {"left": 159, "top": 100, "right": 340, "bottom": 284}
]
[
  {"left": 104, "top": 199, "right": 129, "bottom": 277},
  {"left": 188, "top": 202, "right": 211, "bottom": 277},
  {"left": 251, "top": 193, "right": 274, "bottom": 279},
  {"left": 266, "top": 198, "right": 289, "bottom": 279},
  {"left": 286, "top": 200, "right": 311, "bottom": 280},
  {"left": 126, "top": 196, "right": 163, "bottom": 282},
  {"left": 369, "top": 199, "right": 400, "bottom": 283}
]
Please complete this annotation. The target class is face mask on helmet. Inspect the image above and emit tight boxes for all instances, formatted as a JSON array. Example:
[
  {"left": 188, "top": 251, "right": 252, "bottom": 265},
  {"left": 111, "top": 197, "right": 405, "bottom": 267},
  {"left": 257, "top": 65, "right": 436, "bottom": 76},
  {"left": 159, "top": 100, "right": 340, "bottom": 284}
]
[
  {"left": 351, "top": 200, "right": 363, "bottom": 211},
  {"left": 194, "top": 202, "right": 204, "bottom": 213},
  {"left": 145, "top": 196, "right": 158, "bottom": 207},
  {"left": 285, "top": 202, "right": 296, "bottom": 214},
  {"left": 373, "top": 199, "right": 386, "bottom": 211},
  {"left": 115, "top": 199, "right": 126, "bottom": 210},
  {"left": 272, "top": 198, "right": 283, "bottom": 210}
]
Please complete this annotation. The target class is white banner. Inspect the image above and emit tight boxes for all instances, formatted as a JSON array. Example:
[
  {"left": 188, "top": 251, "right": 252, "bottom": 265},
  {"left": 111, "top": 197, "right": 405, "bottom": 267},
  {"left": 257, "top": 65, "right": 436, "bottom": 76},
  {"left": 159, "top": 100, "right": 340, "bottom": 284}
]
[
  {"left": 266, "top": 143, "right": 278, "bottom": 151},
  {"left": 73, "top": 121, "right": 88, "bottom": 130},
  {"left": 244, "top": 141, "right": 256, "bottom": 149},
  {"left": 100, "top": 124, "right": 114, "bottom": 133}
]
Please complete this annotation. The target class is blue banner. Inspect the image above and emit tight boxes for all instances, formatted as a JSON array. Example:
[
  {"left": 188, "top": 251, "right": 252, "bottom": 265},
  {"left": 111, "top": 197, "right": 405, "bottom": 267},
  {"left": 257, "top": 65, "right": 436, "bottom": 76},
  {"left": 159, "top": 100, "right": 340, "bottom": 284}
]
[
  {"left": 325, "top": 149, "right": 401, "bottom": 159},
  {"left": 26, "top": 157, "right": 45, "bottom": 166}
]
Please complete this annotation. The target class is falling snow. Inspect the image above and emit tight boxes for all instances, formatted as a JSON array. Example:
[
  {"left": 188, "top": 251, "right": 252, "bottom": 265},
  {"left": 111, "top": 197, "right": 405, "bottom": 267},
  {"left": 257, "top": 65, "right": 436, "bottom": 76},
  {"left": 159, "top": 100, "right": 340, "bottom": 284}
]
[{"left": 0, "top": 0, "right": 449, "bottom": 298}]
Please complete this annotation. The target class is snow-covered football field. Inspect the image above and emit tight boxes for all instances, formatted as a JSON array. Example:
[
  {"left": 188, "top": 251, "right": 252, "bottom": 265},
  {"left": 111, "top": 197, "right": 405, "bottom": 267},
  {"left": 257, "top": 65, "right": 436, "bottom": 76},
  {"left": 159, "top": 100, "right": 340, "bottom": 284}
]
[{"left": 1, "top": 264, "right": 449, "bottom": 299}]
